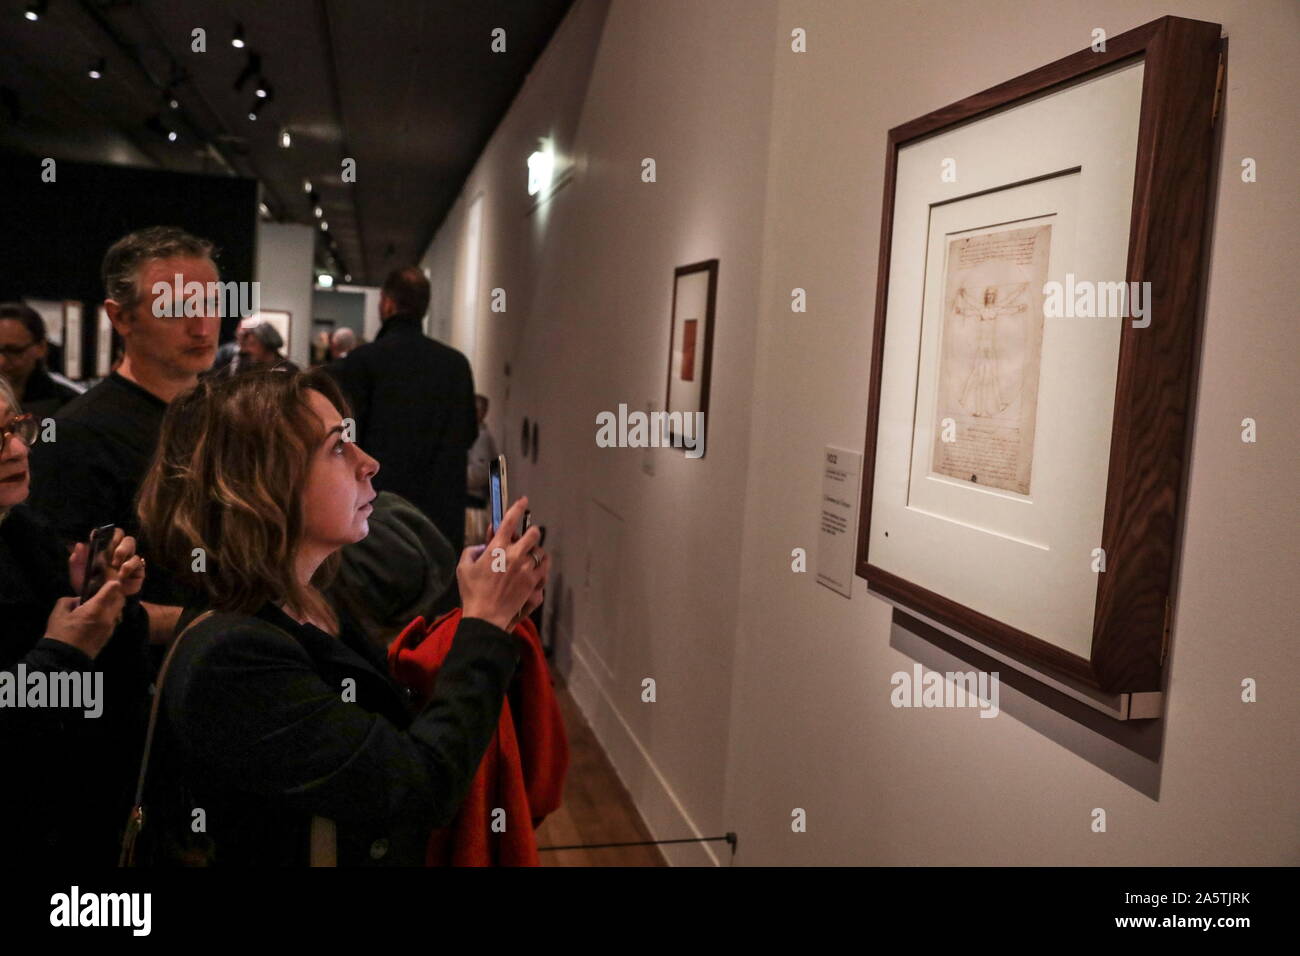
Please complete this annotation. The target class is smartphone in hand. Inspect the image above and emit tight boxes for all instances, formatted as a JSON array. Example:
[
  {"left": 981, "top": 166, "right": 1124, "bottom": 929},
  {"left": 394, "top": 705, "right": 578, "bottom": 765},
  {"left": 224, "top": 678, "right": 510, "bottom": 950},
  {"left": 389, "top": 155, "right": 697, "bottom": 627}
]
[
  {"left": 489, "top": 454, "right": 507, "bottom": 535},
  {"left": 79, "top": 524, "right": 117, "bottom": 604}
]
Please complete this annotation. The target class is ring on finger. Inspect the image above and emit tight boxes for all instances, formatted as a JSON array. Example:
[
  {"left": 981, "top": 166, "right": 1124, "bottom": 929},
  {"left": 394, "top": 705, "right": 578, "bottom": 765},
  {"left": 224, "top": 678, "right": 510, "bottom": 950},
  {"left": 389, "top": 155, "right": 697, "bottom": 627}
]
[{"left": 529, "top": 548, "right": 542, "bottom": 569}]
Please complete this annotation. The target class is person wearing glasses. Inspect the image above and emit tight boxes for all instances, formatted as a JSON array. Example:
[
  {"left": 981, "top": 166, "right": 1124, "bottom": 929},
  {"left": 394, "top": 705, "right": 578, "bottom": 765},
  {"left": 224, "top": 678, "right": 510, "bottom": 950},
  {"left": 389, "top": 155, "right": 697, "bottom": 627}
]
[
  {"left": 0, "top": 302, "right": 82, "bottom": 421},
  {"left": 0, "top": 375, "right": 151, "bottom": 866},
  {"left": 27, "top": 226, "right": 221, "bottom": 621}
]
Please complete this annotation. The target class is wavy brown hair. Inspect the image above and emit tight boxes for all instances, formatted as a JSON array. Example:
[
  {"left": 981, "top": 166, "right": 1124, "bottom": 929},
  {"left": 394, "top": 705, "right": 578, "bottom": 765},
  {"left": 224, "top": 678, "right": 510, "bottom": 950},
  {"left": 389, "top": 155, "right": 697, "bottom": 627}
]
[{"left": 137, "top": 367, "right": 351, "bottom": 622}]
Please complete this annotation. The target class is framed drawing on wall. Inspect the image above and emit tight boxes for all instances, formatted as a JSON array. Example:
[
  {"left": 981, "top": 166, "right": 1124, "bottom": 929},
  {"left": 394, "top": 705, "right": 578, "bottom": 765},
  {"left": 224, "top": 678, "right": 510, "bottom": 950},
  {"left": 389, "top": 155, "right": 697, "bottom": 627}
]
[
  {"left": 62, "top": 301, "right": 83, "bottom": 381},
  {"left": 95, "top": 305, "right": 113, "bottom": 378},
  {"left": 855, "top": 16, "right": 1223, "bottom": 710},
  {"left": 664, "top": 259, "right": 718, "bottom": 454}
]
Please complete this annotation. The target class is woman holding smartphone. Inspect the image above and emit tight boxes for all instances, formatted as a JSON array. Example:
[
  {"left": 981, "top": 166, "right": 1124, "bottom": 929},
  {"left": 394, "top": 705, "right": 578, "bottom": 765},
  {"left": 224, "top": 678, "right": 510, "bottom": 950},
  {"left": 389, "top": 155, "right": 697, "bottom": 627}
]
[
  {"left": 136, "top": 368, "right": 547, "bottom": 866},
  {"left": 0, "top": 376, "right": 150, "bottom": 866}
]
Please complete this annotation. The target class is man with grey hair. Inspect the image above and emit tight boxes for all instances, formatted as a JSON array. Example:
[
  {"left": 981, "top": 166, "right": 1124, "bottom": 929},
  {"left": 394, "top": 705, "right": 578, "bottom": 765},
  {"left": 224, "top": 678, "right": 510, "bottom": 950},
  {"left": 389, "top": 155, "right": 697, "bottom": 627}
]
[
  {"left": 218, "top": 320, "right": 297, "bottom": 376},
  {"left": 28, "top": 226, "right": 220, "bottom": 612},
  {"left": 329, "top": 326, "right": 357, "bottom": 359}
]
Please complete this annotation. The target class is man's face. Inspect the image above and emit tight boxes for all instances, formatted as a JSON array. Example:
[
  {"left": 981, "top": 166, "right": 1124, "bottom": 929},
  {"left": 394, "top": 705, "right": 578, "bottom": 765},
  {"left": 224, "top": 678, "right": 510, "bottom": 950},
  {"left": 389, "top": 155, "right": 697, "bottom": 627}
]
[
  {"left": 0, "top": 319, "right": 44, "bottom": 391},
  {"left": 242, "top": 334, "right": 271, "bottom": 365},
  {"left": 109, "top": 256, "right": 220, "bottom": 378}
]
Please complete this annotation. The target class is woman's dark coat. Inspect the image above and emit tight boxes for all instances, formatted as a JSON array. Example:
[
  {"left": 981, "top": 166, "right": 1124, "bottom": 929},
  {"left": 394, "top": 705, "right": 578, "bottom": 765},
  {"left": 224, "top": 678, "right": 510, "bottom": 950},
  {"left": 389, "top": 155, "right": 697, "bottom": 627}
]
[{"left": 149, "top": 602, "right": 522, "bottom": 866}]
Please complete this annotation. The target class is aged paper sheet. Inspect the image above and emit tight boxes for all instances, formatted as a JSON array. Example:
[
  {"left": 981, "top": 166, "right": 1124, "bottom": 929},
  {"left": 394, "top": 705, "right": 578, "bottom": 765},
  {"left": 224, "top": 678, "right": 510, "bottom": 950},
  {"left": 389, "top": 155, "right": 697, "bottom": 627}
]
[{"left": 930, "top": 222, "right": 1051, "bottom": 495}]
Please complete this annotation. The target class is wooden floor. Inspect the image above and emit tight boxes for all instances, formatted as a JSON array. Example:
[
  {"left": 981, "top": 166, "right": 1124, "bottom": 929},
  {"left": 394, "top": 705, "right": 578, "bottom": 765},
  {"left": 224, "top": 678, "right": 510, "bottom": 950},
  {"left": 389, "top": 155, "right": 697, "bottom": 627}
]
[{"left": 535, "top": 668, "right": 667, "bottom": 867}]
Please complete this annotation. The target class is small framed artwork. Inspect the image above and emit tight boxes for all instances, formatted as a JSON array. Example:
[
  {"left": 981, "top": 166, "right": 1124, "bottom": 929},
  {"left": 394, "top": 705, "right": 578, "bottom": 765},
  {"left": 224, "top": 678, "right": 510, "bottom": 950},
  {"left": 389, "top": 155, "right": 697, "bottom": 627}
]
[
  {"left": 855, "top": 16, "right": 1222, "bottom": 707},
  {"left": 95, "top": 305, "right": 113, "bottom": 378},
  {"left": 62, "top": 300, "right": 83, "bottom": 380},
  {"left": 664, "top": 259, "right": 718, "bottom": 453}
]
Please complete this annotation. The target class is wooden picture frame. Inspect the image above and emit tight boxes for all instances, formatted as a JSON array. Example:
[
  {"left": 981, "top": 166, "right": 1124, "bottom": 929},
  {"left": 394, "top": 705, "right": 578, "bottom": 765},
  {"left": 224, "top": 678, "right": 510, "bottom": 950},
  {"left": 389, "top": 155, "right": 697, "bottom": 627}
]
[
  {"left": 664, "top": 259, "right": 718, "bottom": 454},
  {"left": 855, "top": 16, "right": 1222, "bottom": 699}
]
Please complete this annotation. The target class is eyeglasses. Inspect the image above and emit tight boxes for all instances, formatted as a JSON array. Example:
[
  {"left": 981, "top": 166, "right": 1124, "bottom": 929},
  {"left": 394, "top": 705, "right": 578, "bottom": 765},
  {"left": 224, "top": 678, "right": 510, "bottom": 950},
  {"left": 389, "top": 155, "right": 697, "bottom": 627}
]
[
  {"left": 0, "top": 413, "right": 37, "bottom": 447},
  {"left": 0, "top": 340, "right": 36, "bottom": 359}
]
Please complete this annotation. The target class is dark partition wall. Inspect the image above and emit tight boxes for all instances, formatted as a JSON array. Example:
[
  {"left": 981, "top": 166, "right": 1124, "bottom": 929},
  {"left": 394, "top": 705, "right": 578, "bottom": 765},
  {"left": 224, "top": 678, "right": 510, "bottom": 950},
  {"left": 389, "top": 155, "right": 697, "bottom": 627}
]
[{"left": 0, "top": 154, "right": 258, "bottom": 375}]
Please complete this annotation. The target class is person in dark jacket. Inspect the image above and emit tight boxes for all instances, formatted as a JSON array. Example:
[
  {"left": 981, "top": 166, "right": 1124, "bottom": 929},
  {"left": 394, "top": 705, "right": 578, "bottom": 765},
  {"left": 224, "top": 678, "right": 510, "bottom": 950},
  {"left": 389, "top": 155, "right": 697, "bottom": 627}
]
[
  {"left": 0, "top": 302, "right": 81, "bottom": 421},
  {"left": 326, "top": 267, "right": 477, "bottom": 554},
  {"left": 136, "top": 368, "right": 548, "bottom": 866},
  {"left": 0, "top": 375, "right": 152, "bottom": 867}
]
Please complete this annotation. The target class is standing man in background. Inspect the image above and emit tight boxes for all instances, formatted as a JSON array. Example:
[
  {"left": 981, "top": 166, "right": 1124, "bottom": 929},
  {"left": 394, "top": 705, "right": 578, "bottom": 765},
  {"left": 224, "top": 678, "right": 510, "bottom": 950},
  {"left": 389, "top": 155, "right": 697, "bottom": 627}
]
[
  {"left": 327, "top": 266, "right": 477, "bottom": 553},
  {"left": 330, "top": 327, "right": 357, "bottom": 359}
]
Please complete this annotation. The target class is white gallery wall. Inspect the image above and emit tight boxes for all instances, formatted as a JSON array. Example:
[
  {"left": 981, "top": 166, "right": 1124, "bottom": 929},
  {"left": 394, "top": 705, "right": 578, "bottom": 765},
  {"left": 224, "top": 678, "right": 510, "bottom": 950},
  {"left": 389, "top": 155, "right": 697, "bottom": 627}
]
[
  {"left": 422, "top": 0, "right": 1299, "bottom": 865},
  {"left": 254, "top": 221, "right": 315, "bottom": 369}
]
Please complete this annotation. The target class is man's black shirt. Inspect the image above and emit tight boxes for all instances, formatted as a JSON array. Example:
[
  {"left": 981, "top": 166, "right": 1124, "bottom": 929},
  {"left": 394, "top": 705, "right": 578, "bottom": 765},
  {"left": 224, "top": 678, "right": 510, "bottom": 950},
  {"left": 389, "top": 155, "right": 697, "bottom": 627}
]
[{"left": 27, "top": 371, "right": 184, "bottom": 605}]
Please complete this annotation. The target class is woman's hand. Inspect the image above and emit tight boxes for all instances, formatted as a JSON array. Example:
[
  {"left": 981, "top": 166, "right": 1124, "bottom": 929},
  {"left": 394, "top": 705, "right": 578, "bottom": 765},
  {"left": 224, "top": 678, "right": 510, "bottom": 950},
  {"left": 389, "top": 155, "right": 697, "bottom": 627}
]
[
  {"left": 458, "top": 497, "right": 548, "bottom": 633},
  {"left": 69, "top": 530, "right": 146, "bottom": 599},
  {"left": 43, "top": 580, "right": 125, "bottom": 661}
]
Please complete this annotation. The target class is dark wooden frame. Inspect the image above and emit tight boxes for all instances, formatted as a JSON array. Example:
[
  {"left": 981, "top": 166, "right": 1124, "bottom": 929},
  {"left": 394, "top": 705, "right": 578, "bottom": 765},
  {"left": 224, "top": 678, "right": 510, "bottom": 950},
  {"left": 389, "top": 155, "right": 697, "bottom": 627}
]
[
  {"left": 664, "top": 258, "right": 719, "bottom": 455},
  {"left": 855, "top": 16, "right": 1223, "bottom": 695}
]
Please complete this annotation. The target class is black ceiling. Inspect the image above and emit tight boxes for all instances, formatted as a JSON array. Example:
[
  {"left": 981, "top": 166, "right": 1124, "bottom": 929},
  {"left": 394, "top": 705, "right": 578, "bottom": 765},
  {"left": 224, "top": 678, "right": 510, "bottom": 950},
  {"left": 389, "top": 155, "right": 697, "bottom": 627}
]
[{"left": 0, "top": 0, "right": 574, "bottom": 284}]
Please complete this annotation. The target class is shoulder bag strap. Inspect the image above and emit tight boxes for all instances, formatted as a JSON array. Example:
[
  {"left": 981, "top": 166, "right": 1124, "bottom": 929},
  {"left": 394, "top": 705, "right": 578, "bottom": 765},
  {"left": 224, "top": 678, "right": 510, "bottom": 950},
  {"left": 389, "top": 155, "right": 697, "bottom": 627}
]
[{"left": 119, "top": 609, "right": 215, "bottom": 866}]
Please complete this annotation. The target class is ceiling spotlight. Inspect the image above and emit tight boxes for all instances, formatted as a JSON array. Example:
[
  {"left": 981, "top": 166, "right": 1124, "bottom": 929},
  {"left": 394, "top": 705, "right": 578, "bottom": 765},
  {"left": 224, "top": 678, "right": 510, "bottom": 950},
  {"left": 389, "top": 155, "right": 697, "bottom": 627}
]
[
  {"left": 344, "top": 274, "right": 352, "bottom": 283},
  {"left": 88, "top": 58, "right": 105, "bottom": 80},
  {"left": 279, "top": 127, "right": 291, "bottom": 148},
  {"left": 317, "top": 274, "right": 334, "bottom": 289},
  {"left": 145, "top": 113, "right": 178, "bottom": 143},
  {"left": 25, "top": 2, "right": 47, "bottom": 22},
  {"left": 164, "top": 89, "right": 180, "bottom": 109},
  {"left": 313, "top": 206, "right": 322, "bottom": 218},
  {"left": 232, "top": 23, "right": 245, "bottom": 49},
  {"left": 248, "top": 99, "right": 264, "bottom": 121},
  {"left": 303, "top": 179, "right": 312, "bottom": 193},
  {"left": 255, "top": 77, "right": 270, "bottom": 99},
  {"left": 320, "top": 221, "right": 328, "bottom": 231},
  {"left": 258, "top": 202, "right": 271, "bottom": 218}
]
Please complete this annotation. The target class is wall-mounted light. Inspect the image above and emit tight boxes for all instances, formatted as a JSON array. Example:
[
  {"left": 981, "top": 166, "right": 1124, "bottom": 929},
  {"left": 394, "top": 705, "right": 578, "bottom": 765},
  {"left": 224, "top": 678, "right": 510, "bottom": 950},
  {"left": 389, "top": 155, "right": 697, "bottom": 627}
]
[
  {"left": 258, "top": 202, "right": 271, "bottom": 218},
  {"left": 317, "top": 274, "right": 334, "bottom": 289},
  {"left": 527, "top": 139, "right": 556, "bottom": 197}
]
